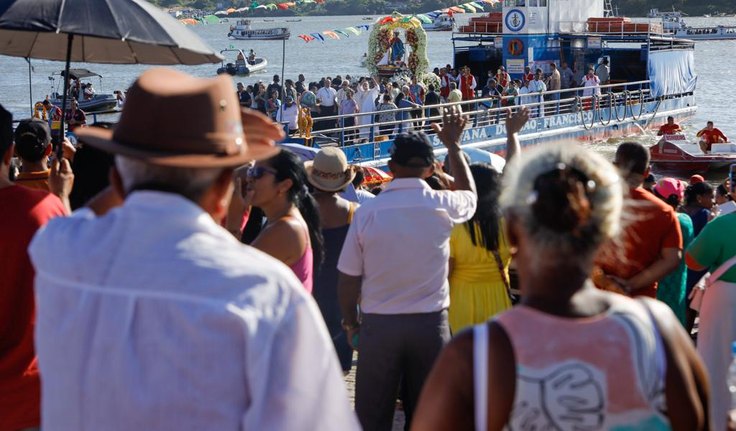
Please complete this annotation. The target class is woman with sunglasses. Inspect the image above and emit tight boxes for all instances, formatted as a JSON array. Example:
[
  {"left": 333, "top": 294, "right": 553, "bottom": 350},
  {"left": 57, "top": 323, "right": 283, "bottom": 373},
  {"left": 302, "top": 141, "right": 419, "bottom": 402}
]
[{"left": 241, "top": 149, "right": 324, "bottom": 292}]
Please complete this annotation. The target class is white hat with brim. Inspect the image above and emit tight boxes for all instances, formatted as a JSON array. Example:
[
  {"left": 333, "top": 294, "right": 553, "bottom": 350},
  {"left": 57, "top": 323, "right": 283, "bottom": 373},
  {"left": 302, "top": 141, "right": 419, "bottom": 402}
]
[{"left": 305, "top": 147, "right": 357, "bottom": 192}]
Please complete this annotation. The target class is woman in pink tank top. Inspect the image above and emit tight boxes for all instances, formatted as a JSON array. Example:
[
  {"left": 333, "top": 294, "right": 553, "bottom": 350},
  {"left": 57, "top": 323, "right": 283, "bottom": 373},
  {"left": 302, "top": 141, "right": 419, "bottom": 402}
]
[
  {"left": 241, "top": 149, "right": 322, "bottom": 292},
  {"left": 412, "top": 143, "right": 709, "bottom": 430}
]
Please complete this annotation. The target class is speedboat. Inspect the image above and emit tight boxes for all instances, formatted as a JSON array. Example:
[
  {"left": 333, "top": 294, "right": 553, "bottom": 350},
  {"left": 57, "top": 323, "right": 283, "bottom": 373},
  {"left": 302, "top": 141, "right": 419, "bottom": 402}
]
[
  {"left": 50, "top": 69, "right": 118, "bottom": 113},
  {"left": 216, "top": 49, "right": 268, "bottom": 76},
  {"left": 650, "top": 134, "right": 736, "bottom": 172},
  {"left": 422, "top": 13, "right": 455, "bottom": 32},
  {"left": 228, "top": 19, "right": 290, "bottom": 40}
]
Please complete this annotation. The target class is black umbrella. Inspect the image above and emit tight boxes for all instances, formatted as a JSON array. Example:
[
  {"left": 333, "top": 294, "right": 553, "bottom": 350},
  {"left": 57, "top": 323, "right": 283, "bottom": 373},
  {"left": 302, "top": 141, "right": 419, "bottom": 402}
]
[{"left": 0, "top": 0, "right": 223, "bottom": 155}]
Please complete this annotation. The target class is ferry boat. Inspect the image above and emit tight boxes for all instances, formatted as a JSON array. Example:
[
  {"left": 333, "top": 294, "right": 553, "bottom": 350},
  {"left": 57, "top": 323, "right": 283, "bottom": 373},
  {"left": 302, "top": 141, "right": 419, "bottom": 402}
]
[
  {"left": 650, "top": 134, "right": 736, "bottom": 173},
  {"left": 648, "top": 8, "right": 736, "bottom": 40},
  {"left": 422, "top": 13, "right": 455, "bottom": 32},
  {"left": 282, "top": 0, "right": 698, "bottom": 169},
  {"left": 228, "top": 19, "right": 290, "bottom": 40}
]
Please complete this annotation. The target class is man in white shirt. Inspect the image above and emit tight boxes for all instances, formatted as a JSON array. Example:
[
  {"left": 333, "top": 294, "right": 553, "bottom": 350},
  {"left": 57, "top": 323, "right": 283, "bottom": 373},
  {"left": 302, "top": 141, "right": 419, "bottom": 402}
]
[
  {"left": 527, "top": 69, "right": 547, "bottom": 118},
  {"left": 338, "top": 106, "right": 477, "bottom": 430},
  {"left": 595, "top": 58, "right": 610, "bottom": 85},
  {"left": 316, "top": 78, "right": 338, "bottom": 130},
  {"left": 29, "top": 68, "right": 359, "bottom": 431},
  {"left": 336, "top": 80, "right": 351, "bottom": 114},
  {"left": 276, "top": 96, "right": 299, "bottom": 133}
]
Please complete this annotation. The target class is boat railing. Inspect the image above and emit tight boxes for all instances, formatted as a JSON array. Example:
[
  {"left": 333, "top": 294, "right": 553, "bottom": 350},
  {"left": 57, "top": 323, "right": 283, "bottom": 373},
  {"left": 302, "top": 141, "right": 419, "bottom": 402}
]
[{"left": 290, "top": 80, "right": 655, "bottom": 146}]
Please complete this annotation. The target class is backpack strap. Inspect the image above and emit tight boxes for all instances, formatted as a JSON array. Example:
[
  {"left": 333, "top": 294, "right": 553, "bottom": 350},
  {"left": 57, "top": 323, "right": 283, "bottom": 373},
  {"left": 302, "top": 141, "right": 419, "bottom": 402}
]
[
  {"left": 708, "top": 255, "right": 736, "bottom": 284},
  {"left": 474, "top": 323, "right": 489, "bottom": 431}
]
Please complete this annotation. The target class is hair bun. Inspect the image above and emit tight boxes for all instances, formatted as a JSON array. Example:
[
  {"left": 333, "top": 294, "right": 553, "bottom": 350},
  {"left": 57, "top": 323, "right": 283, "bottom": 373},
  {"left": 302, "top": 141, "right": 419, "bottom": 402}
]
[{"left": 531, "top": 167, "right": 592, "bottom": 236}]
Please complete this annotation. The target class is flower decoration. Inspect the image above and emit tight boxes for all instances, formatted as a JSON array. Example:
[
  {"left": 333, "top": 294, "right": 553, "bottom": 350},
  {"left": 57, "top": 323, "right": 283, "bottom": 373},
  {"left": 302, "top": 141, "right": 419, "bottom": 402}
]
[{"left": 366, "top": 13, "right": 429, "bottom": 78}]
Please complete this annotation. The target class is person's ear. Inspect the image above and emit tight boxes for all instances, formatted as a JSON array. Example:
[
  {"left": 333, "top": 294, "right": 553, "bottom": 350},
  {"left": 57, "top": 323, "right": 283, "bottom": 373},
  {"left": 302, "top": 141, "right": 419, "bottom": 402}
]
[
  {"left": 643, "top": 166, "right": 651, "bottom": 181},
  {"left": 505, "top": 213, "right": 521, "bottom": 255},
  {"left": 44, "top": 143, "right": 53, "bottom": 157},
  {"left": 279, "top": 177, "right": 294, "bottom": 196}
]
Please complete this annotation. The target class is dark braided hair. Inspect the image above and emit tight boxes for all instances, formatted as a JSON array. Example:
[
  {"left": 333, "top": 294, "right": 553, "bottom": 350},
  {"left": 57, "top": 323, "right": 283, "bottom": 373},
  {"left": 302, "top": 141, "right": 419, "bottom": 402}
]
[
  {"left": 465, "top": 164, "right": 501, "bottom": 251},
  {"left": 265, "top": 149, "right": 324, "bottom": 269}
]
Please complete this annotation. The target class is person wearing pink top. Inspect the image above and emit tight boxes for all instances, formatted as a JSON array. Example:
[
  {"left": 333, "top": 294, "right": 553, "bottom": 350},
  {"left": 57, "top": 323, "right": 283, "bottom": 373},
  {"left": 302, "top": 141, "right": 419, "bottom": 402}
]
[
  {"left": 412, "top": 143, "right": 709, "bottom": 431},
  {"left": 241, "top": 149, "right": 323, "bottom": 292}
]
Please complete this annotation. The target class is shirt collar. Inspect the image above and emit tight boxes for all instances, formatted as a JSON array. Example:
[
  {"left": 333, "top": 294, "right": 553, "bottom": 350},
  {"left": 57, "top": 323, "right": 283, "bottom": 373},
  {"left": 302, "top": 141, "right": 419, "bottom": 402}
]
[
  {"left": 383, "top": 177, "right": 431, "bottom": 192},
  {"left": 123, "top": 191, "right": 211, "bottom": 222},
  {"left": 16, "top": 169, "right": 50, "bottom": 180}
]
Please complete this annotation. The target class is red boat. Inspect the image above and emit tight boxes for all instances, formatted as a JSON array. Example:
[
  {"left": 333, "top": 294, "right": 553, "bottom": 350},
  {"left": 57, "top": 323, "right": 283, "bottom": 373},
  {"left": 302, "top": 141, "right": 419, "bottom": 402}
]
[{"left": 650, "top": 134, "right": 736, "bottom": 173}]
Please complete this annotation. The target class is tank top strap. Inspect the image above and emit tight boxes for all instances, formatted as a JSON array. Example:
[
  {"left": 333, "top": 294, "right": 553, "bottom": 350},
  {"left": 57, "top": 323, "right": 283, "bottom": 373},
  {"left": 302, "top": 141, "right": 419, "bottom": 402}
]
[
  {"left": 346, "top": 201, "right": 357, "bottom": 224},
  {"left": 473, "top": 323, "right": 489, "bottom": 431}
]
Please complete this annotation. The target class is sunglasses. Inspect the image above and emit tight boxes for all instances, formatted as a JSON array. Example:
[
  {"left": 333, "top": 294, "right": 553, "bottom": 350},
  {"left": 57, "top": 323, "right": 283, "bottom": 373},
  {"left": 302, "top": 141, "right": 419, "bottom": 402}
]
[{"left": 247, "top": 165, "right": 278, "bottom": 180}]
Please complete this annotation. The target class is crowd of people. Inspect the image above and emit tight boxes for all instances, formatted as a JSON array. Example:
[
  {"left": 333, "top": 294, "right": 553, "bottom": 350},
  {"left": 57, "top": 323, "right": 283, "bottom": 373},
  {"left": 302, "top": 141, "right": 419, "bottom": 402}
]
[
  {"left": 2, "top": 67, "right": 736, "bottom": 431},
  {"left": 230, "top": 59, "right": 612, "bottom": 145}
]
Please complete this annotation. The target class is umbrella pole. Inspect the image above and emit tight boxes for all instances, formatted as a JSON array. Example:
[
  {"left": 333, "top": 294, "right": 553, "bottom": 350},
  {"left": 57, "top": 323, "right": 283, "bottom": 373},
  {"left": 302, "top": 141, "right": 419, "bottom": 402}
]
[
  {"left": 27, "top": 58, "right": 33, "bottom": 116},
  {"left": 57, "top": 33, "right": 73, "bottom": 159},
  {"left": 279, "top": 38, "right": 285, "bottom": 123}
]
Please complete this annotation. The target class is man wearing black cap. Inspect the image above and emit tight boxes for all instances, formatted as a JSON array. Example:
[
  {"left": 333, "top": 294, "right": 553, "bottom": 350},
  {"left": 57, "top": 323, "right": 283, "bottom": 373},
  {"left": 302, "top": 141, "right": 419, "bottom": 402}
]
[
  {"left": 338, "top": 106, "right": 477, "bottom": 430},
  {"left": 0, "top": 104, "right": 67, "bottom": 431}
]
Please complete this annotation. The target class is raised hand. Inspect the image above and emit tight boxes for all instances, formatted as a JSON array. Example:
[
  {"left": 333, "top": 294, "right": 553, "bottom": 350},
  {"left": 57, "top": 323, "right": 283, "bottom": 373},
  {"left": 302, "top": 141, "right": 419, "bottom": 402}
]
[
  {"left": 241, "top": 108, "right": 285, "bottom": 149},
  {"left": 505, "top": 107, "right": 530, "bottom": 135},
  {"left": 431, "top": 105, "right": 467, "bottom": 150}
]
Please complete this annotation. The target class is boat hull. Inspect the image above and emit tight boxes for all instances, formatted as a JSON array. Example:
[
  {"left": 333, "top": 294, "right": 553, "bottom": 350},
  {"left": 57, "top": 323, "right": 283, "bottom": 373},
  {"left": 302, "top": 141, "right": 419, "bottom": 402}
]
[
  {"left": 54, "top": 95, "right": 118, "bottom": 113},
  {"left": 228, "top": 32, "right": 290, "bottom": 40},
  {"left": 334, "top": 96, "right": 697, "bottom": 168},
  {"left": 217, "top": 58, "right": 268, "bottom": 76},
  {"left": 671, "top": 28, "right": 736, "bottom": 40},
  {"left": 650, "top": 139, "right": 736, "bottom": 173}
]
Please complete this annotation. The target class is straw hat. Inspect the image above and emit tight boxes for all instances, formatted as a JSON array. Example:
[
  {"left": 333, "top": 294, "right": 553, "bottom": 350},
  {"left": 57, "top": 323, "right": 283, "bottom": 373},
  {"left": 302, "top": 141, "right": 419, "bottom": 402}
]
[
  {"left": 77, "top": 68, "right": 278, "bottom": 167},
  {"left": 305, "top": 147, "right": 356, "bottom": 192}
]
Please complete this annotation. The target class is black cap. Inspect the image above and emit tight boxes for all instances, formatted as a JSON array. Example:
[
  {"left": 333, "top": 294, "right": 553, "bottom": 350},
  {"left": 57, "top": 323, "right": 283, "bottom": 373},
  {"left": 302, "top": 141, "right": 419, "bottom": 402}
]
[
  {"left": 14, "top": 118, "right": 51, "bottom": 162},
  {"left": 390, "top": 132, "right": 435, "bottom": 168}
]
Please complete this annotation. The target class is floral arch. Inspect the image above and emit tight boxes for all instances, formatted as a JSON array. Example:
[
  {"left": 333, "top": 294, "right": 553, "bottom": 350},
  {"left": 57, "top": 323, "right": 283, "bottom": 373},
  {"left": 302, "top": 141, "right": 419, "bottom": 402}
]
[{"left": 366, "top": 14, "right": 429, "bottom": 78}]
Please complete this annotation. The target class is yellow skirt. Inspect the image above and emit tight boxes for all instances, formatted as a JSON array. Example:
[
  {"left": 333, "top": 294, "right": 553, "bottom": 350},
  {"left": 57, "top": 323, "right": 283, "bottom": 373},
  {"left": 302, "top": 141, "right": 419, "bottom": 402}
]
[{"left": 448, "top": 279, "right": 511, "bottom": 334}]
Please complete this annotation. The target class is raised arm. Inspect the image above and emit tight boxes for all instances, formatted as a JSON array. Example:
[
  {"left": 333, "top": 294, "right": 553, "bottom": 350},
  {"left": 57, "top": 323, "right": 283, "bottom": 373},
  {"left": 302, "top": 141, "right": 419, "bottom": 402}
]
[
  {"left": 431, "top": 106, "right": 474, "bottom": 194},
  {"left": 504, "top": 107, "right": 530, "bottom": 164}
]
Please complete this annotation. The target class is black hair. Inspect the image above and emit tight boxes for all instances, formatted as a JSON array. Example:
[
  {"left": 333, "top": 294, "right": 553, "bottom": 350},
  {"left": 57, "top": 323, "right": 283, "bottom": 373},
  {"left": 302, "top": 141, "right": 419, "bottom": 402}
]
[
  {"left": 14, "top": 120, "right": 50, "bottom": 162},
  {"left": 652, "top": 188, "right": 680, "bottom": 210},
  {"left": 684, "top": 181, "right": 714, "bottom": 206},
  {"left": 717, "top": 183, "right": 733, "bottom": 201},
  {"left": 0, "top": 104, "right": 11, "bottom": 158},
  {"left": 465, "top": 164, "right": 501, "bottom": 251},
  {"left": 265, "top": 149, "right": 324, "bottom": 269},
  {"left": 531, "top": 165, "right": 598, "bottom": 251},
  {"left": 615, "top": 142, "right": 649, "bottom": 175},
  {"left": 428, "top": 84, "right": 435, "bottom": 92},
  {"left": 352, "top": 167, "right": 365, "bottom": 188},
  {"left": 70, "top": 122, "right": 115, "bottom": 210},
  {"left": 394, "top": 92, "right": 404, "bottom": 105}
]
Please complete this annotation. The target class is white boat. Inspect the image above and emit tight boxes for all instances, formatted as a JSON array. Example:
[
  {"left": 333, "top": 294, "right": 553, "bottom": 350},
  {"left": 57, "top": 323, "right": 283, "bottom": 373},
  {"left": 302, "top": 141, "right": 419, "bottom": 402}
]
[
  {"left": 648, "top": 8, "right": 736, "bottom": 40},
  {"left": 422, "top": 13, "right": 455, "bottom": 32},
  {"left": 228, "top": 19, "right": 290, "bottom": 40},
  {"left": 216, "top": 49, "right": 268, "bottom": 76}
]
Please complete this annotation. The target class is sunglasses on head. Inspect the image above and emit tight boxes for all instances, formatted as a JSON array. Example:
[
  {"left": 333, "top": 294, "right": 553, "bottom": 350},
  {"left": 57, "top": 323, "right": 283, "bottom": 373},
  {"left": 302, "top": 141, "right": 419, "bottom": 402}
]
[{"left": 247, "top": 166, "right": 278, "bottom": 179}]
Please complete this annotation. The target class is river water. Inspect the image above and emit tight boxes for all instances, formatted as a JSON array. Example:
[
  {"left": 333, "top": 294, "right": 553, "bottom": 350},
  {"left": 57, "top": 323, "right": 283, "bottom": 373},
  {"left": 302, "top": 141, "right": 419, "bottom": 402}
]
[{"left": 0, "top": 14, "right": 734, "bottom": 169}]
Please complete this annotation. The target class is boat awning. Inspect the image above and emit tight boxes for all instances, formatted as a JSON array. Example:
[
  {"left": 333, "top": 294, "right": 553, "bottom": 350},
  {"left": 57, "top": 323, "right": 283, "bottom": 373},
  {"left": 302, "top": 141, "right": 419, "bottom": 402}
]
[{"left": 60, "top": 69, "right": 102, "bottom": 80}]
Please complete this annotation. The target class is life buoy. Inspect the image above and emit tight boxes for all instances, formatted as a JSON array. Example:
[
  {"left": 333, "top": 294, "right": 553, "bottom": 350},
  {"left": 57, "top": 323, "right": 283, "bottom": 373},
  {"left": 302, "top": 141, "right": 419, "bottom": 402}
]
[
  {"left": 508, "top": 39, "right": 523, "bottom": 56},
  {"left": 33, "top": 102, "right": 48, "bottom": 121}
]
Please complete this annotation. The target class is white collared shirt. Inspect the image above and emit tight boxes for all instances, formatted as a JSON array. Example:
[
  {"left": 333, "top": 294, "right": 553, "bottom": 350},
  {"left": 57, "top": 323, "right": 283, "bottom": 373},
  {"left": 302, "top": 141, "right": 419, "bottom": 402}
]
[
  {"left": 316, "top": 86, "right": 337, "bottom": 107},
  {"left": 29, "top": 191, "right": 358, "bottom": 431},
  {"left": 338, "top": 178, "right": 476, "bottom": 314}
]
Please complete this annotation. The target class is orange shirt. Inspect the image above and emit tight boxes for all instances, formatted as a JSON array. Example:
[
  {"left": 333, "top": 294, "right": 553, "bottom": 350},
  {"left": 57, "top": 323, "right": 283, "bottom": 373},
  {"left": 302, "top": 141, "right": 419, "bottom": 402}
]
[
  {"left": 15, "top": 170, "right": 50, "bottom": 192},
  {"left": 658, "top": 123, "right": 681, "bottom": 135},
  {"left": 595, "top": 187, "right": 683, "bottom": 298},
  {"left": 697, "top": 128, "right": 727, "bottom": 144}
]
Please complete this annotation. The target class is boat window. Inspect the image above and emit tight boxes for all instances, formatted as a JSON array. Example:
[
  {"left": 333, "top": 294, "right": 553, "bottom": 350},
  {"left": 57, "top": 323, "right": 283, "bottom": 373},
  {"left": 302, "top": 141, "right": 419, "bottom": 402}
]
[
  {"left": 539, "top": 0, "right": 547, "bottom": 5},
  {"left": 529, "top": 0, "right": 537, "bottom": 6},
  {"left": 504, "top": 0, "right": 525, "bottom": 6}
]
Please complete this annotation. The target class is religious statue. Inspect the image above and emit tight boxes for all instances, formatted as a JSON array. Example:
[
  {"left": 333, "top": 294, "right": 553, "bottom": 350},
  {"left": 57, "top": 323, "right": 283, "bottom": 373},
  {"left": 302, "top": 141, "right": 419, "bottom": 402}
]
[{"left": 389, "top": 30, "right": 406, "bottom": 65}]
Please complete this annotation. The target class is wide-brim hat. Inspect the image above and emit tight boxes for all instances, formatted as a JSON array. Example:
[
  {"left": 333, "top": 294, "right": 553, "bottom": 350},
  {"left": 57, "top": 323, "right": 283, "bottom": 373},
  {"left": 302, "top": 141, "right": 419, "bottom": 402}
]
[
  {"left": 305, "top": 147, "right": 356, "bottom": 192},
  {"left": 76, "top": 68, "right": 278, "bottom": 168}
]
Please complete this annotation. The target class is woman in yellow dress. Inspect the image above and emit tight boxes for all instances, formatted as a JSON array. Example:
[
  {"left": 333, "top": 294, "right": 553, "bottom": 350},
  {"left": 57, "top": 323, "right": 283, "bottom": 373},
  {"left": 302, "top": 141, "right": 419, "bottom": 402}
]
[{"left": 448, "top": 163, "right": 512, "bottom": 333}]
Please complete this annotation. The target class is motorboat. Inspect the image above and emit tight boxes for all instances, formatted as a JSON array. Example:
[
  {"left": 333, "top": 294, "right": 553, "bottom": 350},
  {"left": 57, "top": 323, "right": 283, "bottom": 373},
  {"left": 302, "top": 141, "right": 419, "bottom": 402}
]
[
  {"left": 422, "top": 13, "right": 455, "bottom": 32},
  {"left": 216, "top": 49, "right": 268, "bottom": 76},
  {"left": 49, "top": 69, "right": 118, "bottom": 113},
  {"left": 228, "top": 19, "right": 290, "bottom": 40},
  {"left": 648, "top": 8, "right": 736, "bottom": 40},
  {"left": 650, "top": 134, "right": 736, "bottom": 172}
]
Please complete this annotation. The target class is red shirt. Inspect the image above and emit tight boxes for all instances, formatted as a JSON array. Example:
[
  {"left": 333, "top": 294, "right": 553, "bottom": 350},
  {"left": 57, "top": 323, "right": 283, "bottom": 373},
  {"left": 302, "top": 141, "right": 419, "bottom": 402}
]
[
  {"left": 697, "top": 128, "right": 727, "bottom": 144},
  {"left": 595, "top": 187, "right": 683, "bottom": 298},
  {"left": 658, "top": 123, "right": 681, "bottom": 135},
  {"left": 0, "top": 186, "right": 66, "bottom": 430}
]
